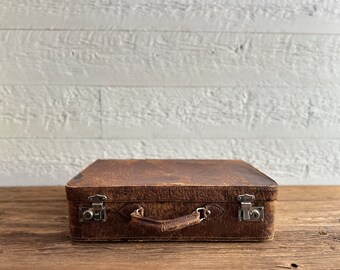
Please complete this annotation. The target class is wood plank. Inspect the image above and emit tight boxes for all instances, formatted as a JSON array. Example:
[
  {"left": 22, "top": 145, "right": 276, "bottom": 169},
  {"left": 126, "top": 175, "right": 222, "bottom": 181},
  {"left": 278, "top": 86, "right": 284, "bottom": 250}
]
[
  {"left": 0, "top": 86, "right": 100, "bottom": 138},
  {"left": 277, "top": 186, "right": 340, "bottom": 201},
  {"left": 101, "top": 87, "right": 340, "bottom": 139},
  {"left": 1, "top": 31, "right": 339, "bottom": 87},
  {"left": 0, "top": 0, "right": 340, "bottom": 34},
  {"left": 0, "top": 186, "right": 339, "bottom": 269},
  {"left": 1, "top": 139, "right": 340, "bottom": 186},
  {"left": 0, "top": 186, "right": 65, "bottom": 202}
]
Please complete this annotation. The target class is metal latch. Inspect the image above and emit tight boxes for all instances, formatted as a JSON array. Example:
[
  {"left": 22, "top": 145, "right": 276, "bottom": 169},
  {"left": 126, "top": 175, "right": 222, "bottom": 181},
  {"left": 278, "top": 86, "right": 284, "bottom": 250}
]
[
  {"left": 79, "top": 194, "right": 107, "bottom": 222},
  {"left": 237, "top": 194, "right": 264, "bottom": 222}
]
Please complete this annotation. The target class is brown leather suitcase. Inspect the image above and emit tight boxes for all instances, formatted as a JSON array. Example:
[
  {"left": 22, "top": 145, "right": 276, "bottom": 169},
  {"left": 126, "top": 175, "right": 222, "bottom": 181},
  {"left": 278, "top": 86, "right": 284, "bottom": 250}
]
[{"left": 65, "top": 159, "right": 278, "bottom": 241}]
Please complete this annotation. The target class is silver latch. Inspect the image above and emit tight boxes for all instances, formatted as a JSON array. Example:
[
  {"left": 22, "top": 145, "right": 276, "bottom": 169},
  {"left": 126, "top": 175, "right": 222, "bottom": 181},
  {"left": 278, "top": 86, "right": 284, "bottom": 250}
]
[
  {"left": 79, "top": 194, "right": 107, "bottom": 222},
  {"left": 237, "top": 194, "right": 264, "bottom": 222}
]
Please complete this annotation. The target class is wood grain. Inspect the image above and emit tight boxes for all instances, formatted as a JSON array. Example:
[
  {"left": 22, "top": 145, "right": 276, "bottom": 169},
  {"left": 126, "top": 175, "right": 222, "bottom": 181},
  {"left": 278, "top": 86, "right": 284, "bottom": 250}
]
[
  {"left": 1, "top": 31, "right": 339, "bottom": 86},
  {"left": 0, "top": 186, "right": 339, "bottom": 269},
  {"left": 1, "top": 0, "right": 340, "bottom": 33}
]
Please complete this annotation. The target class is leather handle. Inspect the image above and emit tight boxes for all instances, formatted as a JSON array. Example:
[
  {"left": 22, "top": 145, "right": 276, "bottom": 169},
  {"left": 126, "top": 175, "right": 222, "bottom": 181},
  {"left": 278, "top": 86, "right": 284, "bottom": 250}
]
[{"left": 129, "top": 206, "right": 211, "bottom": 232}]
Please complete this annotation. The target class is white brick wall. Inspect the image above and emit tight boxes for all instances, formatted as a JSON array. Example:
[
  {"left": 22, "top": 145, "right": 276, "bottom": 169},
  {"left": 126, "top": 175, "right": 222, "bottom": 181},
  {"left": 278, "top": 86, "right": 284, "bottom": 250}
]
[{"left": 0, "top": 0, "right": 339, "bottom": 186}]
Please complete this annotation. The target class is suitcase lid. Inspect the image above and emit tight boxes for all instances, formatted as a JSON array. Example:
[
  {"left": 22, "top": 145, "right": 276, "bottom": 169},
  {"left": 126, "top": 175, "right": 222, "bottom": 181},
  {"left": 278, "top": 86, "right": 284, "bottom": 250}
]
[{"left": 66, "top": 159, "right": 278, "bottom": 202}]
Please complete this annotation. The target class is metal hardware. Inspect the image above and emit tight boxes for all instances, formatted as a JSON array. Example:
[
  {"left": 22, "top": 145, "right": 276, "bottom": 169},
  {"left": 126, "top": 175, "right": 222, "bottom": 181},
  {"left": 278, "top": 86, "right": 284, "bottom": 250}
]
[
  {"left": 134, "top": 206, "right": 144, "bottom": 216},
  {"left": 79, "top": 194, "right": 107, "bottom": 222},
  {"left": 237, "top": 194, "right": 264, "bottom": 222},
  {"left": 82, "top": 209, "right": 94, "bottom": 221},
  {"left": 195, "top": 207, "right": 211, "bottom": 221}
]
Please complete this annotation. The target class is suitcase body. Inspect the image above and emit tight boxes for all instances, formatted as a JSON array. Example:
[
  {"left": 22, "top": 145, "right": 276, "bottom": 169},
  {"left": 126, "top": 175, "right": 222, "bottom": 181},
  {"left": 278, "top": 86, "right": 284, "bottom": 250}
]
[{"left": 66, "top": 159, "right": 278, "bottom": 241}]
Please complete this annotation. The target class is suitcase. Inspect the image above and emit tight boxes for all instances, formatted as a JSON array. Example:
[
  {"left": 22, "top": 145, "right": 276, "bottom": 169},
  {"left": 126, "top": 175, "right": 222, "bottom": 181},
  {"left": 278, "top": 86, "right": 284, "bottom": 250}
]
[{"left": 65, "top": 159, "right": 278, "bottom": 241}]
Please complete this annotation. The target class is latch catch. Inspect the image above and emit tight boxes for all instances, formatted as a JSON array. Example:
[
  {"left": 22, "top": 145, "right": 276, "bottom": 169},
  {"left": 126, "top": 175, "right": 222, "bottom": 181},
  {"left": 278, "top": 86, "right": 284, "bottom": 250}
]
[
  {"left": 237, "top": 194, "right": 264, "bottom": 222},
  {"left": 79, "top": 194, "right": 107, "bottom": 222}
]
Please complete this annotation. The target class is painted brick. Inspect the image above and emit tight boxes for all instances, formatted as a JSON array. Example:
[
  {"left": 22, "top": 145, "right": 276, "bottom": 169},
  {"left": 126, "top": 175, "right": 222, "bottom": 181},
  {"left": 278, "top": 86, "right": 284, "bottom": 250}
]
[
  {"left": 0, "top": 86, "right": 100, "bottom": 138},
  {"left": 1, "top": 0, "right": 339, "bottom": 33},
  {"left": 1, "top": 32, "right": 339, "bottom": 87},
  {"left": 102, "top": 87, "right": 340, "bottom": 139},
  {"left": 0, "top": 139, "right": 339, "bottom": 186}
]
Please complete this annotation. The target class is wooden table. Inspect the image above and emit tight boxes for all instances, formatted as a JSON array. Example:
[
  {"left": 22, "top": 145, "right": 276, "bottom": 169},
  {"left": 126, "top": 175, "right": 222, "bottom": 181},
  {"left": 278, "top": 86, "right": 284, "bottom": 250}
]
[{"left": 0, "top": 186, "right": 339, "bottom": 270}]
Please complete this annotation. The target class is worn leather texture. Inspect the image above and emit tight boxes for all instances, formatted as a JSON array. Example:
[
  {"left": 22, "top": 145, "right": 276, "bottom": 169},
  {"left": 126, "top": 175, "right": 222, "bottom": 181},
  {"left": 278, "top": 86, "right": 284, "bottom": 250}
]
[
  {"left": 129, "top": 206, "right": 202, "bottom": 232},
  {"left": 128, "top": 203, "right": 221, "bottom": 232},
  {"left": 66, "top": 159, "right": 278, "bottom": 241}
]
